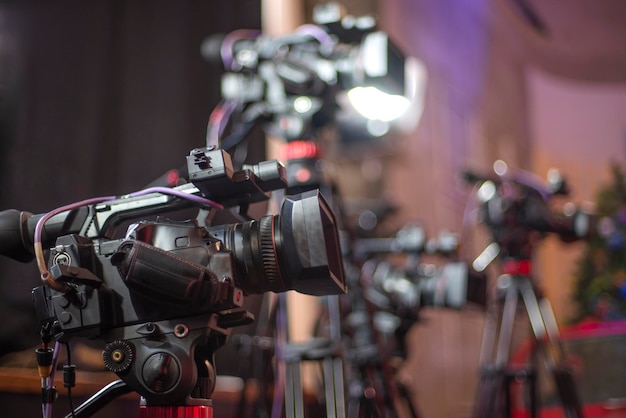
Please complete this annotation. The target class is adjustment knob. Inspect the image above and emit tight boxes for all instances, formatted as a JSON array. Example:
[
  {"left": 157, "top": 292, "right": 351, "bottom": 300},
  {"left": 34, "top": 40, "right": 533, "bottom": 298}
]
[
  {"left": 102, "top": 340, "right": 134, "bottom": 373},
  {"left": 142, "top": 352, "right": 180, "bottom": 393}
]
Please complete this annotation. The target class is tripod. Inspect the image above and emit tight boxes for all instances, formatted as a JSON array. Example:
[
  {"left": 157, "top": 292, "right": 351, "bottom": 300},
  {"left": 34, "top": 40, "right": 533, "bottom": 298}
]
[
  {"left": 345, "top": 258, "right": 422, "bottom": 418},
  {"left": 282, "top": 294, "right": 346, "bottom": 418},
  {"left": 472, "top": 258, "right": 585, "bottom": 418}
]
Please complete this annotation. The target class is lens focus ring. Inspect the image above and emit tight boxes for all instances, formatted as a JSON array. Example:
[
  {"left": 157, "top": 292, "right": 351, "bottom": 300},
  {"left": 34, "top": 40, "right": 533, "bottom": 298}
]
[{"left": 259, "top": 215, "right": 283, "bottom": 292}]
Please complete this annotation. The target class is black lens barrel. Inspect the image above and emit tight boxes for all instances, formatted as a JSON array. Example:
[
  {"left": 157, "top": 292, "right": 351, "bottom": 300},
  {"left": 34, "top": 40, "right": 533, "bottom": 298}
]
[{"left": 212, "top": 190, "right": 346, "bottom": 296}]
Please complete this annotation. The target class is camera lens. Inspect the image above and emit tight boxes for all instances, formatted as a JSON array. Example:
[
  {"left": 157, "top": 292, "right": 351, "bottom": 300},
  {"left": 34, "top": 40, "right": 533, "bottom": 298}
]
[
  {"left": 213, "top": 214, "right": 283, "bottom": 295},
  {"left": 210, "top": 190, "right": 346, "bottom": 296},
  {"left": 111, "top": 190, "right": 346, "bottom": 305}
]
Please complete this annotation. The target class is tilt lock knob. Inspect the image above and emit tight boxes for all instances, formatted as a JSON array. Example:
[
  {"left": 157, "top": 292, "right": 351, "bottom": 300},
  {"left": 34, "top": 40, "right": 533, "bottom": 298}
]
[{"left": 103, "top": 340, "right": 134, "bottom": 373}]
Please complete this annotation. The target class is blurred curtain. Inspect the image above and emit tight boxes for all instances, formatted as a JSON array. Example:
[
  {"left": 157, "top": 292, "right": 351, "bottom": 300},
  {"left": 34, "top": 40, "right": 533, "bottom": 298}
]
[{"left": 0, "top": 0, "right": 261, "bottom": 357}]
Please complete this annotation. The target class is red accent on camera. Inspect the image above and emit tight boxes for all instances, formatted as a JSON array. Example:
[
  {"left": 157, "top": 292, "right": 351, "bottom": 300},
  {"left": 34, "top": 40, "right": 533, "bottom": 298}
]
[
  {"left": 283, "top": 140, "right": 319, "bottom": 160},
  {"left": 502, "top": 259, "right": 532, "bottom": 276}
]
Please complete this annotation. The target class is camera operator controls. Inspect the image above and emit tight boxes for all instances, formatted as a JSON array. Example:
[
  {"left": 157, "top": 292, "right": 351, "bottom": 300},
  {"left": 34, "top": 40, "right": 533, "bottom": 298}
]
[{"left": 187, "top": 146, "right": 288, "bottom": 207}]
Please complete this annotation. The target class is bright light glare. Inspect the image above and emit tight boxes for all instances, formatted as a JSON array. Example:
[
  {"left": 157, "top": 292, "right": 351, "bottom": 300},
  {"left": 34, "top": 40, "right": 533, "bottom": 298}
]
[
  {"left": 473, "top": 242, "right": 500, "bottom": 272},
  {"left": 294, "top": 96, "right": 313, "bottom": 113},
  {"left": 347, "top": 86, "right": 411, "bottom": 122},
  {"left": 493, "top": 160, "right": 508, "bottom": 176},
  {"left": 366, "top": 119, "right": 390, "bottom": 137},
  {"left": 477, "top": 180, "right": 497, "bottom": 202}
]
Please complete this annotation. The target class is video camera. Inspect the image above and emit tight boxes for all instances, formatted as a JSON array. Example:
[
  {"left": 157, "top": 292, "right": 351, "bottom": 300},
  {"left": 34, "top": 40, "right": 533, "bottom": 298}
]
[
  {"left": 340, "top": 224, "right": 485, "bottom": 388},
  {"left": 204, "top": 5, "right": 406, "bottom": 130},
  {"left": 201, "top": 3, "right": 411, "bottom": 194},
  {"left": 0, "top": 146, "right": 346, "bottom": 408},
  {"left": 355, "top": 224, "right": 485, "bottom": 314},
  {"left": 464, "top": 162, "right": 593, "bottom": 261}
]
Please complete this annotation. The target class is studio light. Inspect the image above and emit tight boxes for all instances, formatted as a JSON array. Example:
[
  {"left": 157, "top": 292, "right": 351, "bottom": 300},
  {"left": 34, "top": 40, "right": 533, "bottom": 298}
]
[
  {"left": 346, "top": 86, "right": 410, "bottom": 122},
  {"left": 343, "top": 30, "right": 427, "bottom": 128}
]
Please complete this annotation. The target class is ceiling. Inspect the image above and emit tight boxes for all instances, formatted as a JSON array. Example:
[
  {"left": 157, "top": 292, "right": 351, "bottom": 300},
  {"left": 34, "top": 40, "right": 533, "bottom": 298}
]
[{"left": 498, "top": 0, "right": 626, "bottom": 82}]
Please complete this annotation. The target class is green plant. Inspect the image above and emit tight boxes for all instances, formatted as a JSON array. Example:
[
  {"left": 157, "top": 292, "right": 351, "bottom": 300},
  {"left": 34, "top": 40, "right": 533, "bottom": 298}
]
[{"left": 573, "top": 164, "right": 626, "bottom": 322}]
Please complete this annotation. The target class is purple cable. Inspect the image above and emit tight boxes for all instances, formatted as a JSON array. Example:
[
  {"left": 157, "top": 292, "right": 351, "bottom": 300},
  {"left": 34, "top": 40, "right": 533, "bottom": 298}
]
[
  {"left": 127, "top": 186, "right": 224, "bottom": 210},
  {"left": 34, "top": 187, "right": 223, "bottom": 279},
  {"left": 34, "top": 196, "right": 117, "bottom": 277},
  {"left": 510, "top": 169, "right": 553, "bottom": 200},
  {"left": 206, "top": 99, "right": 238, "bottom": 148},
  {"left": 295, "top": 24, "right": 336, "bottom": 50},
  {"left": 221, "top": 29, "right": 261, "bottom": 70}
]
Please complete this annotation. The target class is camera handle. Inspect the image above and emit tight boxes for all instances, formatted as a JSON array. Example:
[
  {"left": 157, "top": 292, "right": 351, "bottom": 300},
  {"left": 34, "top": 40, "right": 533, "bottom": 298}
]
[{"left": 472, "top": 259, "right": 584, "bottom": 418}]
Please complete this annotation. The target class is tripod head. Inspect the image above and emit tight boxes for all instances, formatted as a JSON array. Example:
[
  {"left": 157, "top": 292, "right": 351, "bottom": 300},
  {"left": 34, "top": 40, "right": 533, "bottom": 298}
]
[{"left": 0, "top": 146, "right": 347, "bottom": 414}]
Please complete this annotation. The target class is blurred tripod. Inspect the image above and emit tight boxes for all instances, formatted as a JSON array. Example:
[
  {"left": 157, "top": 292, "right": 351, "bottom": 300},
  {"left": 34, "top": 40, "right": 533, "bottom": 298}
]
[
  {"left": 472, "top": 258, "right": 584, "bottom": 418},
  {"left": 465, "top": 163, "right": 591, "bottom": 418},
  {"left": 346, "top": 257, "right": 422, "bottom": 418}
]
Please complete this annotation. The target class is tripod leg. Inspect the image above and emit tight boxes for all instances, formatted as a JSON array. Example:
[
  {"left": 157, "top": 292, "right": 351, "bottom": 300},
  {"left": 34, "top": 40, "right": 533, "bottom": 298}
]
[
  {"left": 325, "top": 295, "right": 347, "bottom": 418},
  {"left": 322, "top": 356, "right": 347, "bottom": 418},
  {"left": 539, "top": 297, "right": 585, "bottom": 418},
  {"left": 293, "top": 362, "right": 305, "bottom": 418},
  {"left": 284, "top": 358, "right": 305, "bottom": 418},
  {"left": 495, "top": 281, "right": 519, "bottom": 368},
  {"left": 518, "top": 280, "right": 549, "bottom": 348},
  {"left": 538, "top": 298, "right": 560, "bottom": 343},
  {"left": 473, "top": 288, "right": 501, "bottom": 418},
  {"left": 519, "top": 280, "right": 585, "bottom": 418},
  {"left": 335, "top": 358, "right": 347, "bottom": 418},
  {"left": 285, "top": 360, "right": 294, "bottom": 418},
  {"left": 323, "top": 357, "right": 338, "bottom": 418},
  {"left": 473, "top": 279, "right": 519, "bottom": 418},
  {"left": 552, "top": 365, "right": 585, "bottom": 418},
  {"left": 477, "top": 292, "right": 500, "bottom": 368}
]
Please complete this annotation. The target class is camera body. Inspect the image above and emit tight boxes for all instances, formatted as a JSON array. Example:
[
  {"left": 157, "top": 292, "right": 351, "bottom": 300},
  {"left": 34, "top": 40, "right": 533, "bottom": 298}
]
[
  {"left": 29, "top": 147, "right": 346, "bottom": 336},
  {"left": 468, "top": 168, "right": 593, "bottom": 260},
  {"left": 32, "top": 221, "right": 243, "bottom": 339},
  {"left": 357, "top": 225, "right": 481, "bottom": 312}
]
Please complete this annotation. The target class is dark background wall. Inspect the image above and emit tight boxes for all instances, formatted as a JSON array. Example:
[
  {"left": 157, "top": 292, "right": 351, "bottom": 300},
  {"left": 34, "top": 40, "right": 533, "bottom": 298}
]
[{"left": 0, "top": 0, "right": 261, "bottom": 356}]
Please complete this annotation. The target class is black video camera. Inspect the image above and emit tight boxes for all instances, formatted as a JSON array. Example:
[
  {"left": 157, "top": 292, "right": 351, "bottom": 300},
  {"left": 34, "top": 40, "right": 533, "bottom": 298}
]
[
  {"left": 0, "top": 146, "right": 346, "bottom": 406},
  {"left": 464, "top": 164, "right": 593, "bottom": 260},
  {"left": 356, "top": 224, "right": 485, "bottom": 313},
  {"left": 202, "top": 5, "right": 409, "bottom": 194}
]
